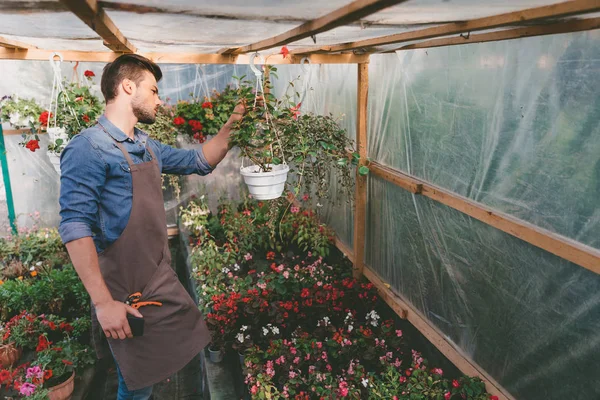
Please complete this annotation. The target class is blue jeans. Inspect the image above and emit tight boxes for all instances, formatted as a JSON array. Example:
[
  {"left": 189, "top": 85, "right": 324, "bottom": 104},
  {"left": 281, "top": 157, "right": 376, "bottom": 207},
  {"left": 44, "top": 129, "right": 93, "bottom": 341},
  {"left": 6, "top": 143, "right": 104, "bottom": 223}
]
[{"left": 115, "top": 364, "right": 153, "bottom": 400}]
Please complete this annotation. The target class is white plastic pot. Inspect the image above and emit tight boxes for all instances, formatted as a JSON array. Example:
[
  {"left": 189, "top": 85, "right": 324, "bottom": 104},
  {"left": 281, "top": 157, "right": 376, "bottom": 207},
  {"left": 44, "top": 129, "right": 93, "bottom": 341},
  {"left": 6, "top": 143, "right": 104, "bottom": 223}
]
[
  {"left": 47, "top": 152, "right": 61, "bottom": 175},
  {"left": 240, "top": 163, "right": 289, "bottom": 200}
]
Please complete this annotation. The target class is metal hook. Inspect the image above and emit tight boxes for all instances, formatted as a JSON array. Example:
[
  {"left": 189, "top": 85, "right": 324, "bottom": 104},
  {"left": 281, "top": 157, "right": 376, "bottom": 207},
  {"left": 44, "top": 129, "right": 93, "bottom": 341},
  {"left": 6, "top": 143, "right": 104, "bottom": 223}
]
[
  {"left": 249, "top": 52, "right": 266, "bottom": 77},
  {"left": 300, "top": 57, "right": 311, "bottom": 73}
]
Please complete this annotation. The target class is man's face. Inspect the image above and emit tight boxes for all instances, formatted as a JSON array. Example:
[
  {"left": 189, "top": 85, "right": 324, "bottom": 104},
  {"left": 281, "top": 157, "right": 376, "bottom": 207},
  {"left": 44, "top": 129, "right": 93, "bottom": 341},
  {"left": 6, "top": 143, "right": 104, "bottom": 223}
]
[{"left": 131, "top": 71, "right": 162, "bottom": 124}]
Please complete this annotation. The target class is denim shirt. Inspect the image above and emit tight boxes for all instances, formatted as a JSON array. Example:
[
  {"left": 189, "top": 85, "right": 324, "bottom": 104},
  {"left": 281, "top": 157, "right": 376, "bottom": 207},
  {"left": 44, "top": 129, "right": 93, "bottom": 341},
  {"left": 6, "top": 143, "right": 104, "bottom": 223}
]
[{"left": 58, "top": 115, "right": 214, "bottom": 252}]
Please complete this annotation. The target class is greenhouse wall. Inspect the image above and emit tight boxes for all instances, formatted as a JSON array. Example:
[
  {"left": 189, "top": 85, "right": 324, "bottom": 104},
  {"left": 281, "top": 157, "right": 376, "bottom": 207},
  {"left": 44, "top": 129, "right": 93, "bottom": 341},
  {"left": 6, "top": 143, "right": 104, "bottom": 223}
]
[{"left": 366, "top": 31, "right": 600, "bottom": 400}]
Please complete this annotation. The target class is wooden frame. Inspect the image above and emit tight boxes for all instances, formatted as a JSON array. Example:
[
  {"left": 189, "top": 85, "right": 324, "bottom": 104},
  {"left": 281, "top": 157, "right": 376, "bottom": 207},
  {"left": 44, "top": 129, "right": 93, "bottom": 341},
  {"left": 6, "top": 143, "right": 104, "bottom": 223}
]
[
  {"left": 0, "top": 48, "right": 369, "bottom": 64},
  {"left": 353, "top": 63, "right": 369, "bottom": 277},
  {"left": 293, "top": 0, "right": 600, "bottom": 53},
  {"left": 369, "top": 162, "right": 600, "bottom": 275},
  {"left": 59, "top": 0, "right": 137, "bottom": 53},
  {"left": 0, "top": 36, "right": 36, "bottom": 50},
  {"left": 219, "top": 0, "right": 408, "bottom": 55}
]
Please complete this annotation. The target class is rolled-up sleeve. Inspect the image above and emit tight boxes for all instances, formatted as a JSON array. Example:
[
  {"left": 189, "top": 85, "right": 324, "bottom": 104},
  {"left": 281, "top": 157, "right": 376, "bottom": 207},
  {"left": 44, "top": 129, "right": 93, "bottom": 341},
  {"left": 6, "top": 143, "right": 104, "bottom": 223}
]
[
  {"left": 153, "top": 139, "right": 214, "bottom": 176},
  {"left": 58, "top": 135, "right": 107, "bottom": 244}
]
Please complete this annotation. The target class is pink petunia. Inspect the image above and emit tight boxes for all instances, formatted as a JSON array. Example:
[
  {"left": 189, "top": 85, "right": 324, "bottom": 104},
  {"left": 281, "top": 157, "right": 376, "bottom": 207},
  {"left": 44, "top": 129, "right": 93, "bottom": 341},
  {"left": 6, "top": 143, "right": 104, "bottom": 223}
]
[{"left": 20, "top": 383, "right": 37, "bottom": 396}]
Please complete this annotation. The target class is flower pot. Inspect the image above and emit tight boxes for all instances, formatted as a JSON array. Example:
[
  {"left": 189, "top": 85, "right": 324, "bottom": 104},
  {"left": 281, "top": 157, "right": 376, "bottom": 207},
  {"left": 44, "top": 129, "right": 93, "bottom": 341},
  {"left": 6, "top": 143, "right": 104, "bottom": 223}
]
[
  {"left": 238, "top": 351, "right": 245, "bottom": 367},
  {"left": 240, "top": 164, "right": 289, "bottom": 200},
  {"left": 0, "top": 342, "right": 22, "bottom": 368},
  {"left": 47, "top": 371, "right": 75, "bottom": 400},
  {"left": 208, "top": 347, "right": 224, "bottom": 363},
  {"left": 48, "top": 152, "right": 61, "bottom": 175}
]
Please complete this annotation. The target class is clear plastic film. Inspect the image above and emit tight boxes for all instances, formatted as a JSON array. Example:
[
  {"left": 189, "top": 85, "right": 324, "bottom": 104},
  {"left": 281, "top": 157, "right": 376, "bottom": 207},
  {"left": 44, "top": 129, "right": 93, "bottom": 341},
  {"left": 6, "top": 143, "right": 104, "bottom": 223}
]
[{"left": 365, "top": 31, "right": 600, "bottom": 399}]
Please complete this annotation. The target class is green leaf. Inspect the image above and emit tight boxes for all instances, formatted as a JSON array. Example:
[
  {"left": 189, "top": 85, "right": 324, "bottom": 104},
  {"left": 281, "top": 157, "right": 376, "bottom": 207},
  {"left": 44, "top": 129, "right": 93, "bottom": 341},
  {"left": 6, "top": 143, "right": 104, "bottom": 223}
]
[{"left": 358, "top": 166, "right": 370, "bottom": 175}]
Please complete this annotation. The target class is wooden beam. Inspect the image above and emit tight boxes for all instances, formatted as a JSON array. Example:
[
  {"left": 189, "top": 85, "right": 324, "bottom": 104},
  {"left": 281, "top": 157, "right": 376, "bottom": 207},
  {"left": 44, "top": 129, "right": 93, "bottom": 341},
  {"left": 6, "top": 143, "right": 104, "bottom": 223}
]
[
  {"left": 0, "top": 36, "right": 37, "bottom": 50},
  {"left": 2, "top": 129, "right": 46, "bottom": 136},
  {"left": 0, "top": 48, "right": 369, "bottom": 64},
  {"left": 302, "top": 0, "right": 600, "bottom": 53},
  {"left": 363, "top": 266, "right": 516, "bottom": 400},
  {"left": 59, "top": 0, "right": 137, "bottom": 53},
  {"left": 222, "top": 0, "right": 408, "bottom": 55},
  {"left": 392, "top": 16, "right": 600, "bottom": 52},
  {"left": 370, "top": 162, "right": 422, "bottom": 194},
  {"left": 353, "top": 63, "right": 369, "bottom": 278},
  {"left": 370, "top": 161, "right": 600, "bottom": 275}
]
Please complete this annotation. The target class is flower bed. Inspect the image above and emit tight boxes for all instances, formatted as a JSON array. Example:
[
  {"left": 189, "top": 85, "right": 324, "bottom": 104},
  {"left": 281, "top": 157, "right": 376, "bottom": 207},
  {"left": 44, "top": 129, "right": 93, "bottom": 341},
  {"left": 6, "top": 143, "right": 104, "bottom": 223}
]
[
  {"left": 0, "top": 227, "right": 95, "bottom": 399},
  {"left": 182, "top": 196, "right": 497, "bottom": 400}
]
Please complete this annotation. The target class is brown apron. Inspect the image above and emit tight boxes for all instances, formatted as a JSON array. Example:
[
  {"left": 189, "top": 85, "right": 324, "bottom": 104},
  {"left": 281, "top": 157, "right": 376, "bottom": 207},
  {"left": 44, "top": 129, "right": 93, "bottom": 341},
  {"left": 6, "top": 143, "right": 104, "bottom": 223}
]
[{"left": 90, "top": 125, "right": 210, "bottom": 390}]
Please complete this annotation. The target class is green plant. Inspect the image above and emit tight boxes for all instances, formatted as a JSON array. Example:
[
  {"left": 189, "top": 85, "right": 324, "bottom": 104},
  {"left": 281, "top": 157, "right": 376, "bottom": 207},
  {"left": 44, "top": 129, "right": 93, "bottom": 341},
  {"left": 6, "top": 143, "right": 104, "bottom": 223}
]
[
  {"left": 46, "top": 73, "right": 104, "bottom": 154},
  {"left": 0, "top": 95, "right": 43, "bottom": 130},
  {"left": 228, "top": 73, "right": 367, "bottom": 202},
  {"left": 33, "top": 338, "right": 95, "bottom": 387}
]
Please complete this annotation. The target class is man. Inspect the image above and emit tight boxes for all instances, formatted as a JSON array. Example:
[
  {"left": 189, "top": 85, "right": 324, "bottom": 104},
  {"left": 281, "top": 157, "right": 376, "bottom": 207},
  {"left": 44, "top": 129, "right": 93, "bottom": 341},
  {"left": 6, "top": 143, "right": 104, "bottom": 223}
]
[{"left": 58, "top": 54, "right": 244, "bottom": 399}]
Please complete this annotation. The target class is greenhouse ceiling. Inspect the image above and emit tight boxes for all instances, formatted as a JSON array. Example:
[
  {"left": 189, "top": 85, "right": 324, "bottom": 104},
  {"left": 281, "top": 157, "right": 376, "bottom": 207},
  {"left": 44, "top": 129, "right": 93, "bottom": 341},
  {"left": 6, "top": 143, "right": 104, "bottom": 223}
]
[{"left": 0, "top": 0, "right": 597, "bottom": 63}]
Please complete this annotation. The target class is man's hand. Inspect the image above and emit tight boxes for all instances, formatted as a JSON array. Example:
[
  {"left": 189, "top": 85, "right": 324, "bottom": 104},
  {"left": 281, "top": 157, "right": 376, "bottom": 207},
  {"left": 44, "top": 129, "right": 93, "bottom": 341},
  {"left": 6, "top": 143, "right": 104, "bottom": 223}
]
[
  {"left": 228, "top": 100, "right": 247, "bottom": 124},
  {"left": 96, "top": 300, "right": 143, "bottom": 340}
]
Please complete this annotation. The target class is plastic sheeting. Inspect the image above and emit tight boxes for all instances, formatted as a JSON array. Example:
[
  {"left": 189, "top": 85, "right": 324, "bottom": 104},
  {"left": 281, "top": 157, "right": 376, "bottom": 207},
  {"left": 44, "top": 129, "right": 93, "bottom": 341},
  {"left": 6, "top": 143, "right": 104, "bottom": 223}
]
[
  {"left": 0, "top": 0, "right": 573, "bottom": 52},
  {"left": 365, "top": 32, "right": 600, "bottom": 399}
]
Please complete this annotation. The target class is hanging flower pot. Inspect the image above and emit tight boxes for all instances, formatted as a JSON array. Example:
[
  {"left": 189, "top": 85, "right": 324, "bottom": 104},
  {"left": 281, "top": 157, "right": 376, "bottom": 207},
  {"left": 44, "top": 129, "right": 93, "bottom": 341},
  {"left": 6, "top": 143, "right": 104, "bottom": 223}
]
[
  {"left": 47, "top": 127, "right": 69, "bottom": 175},
  {"left": 240, "top": 164, "right": 289, "bottom": 200},
  {"left": 47, "top": 371, "right": 75, "bottom": 400},
  {"left": 0, "top": 342, "right": 22, "bottom": 368}
]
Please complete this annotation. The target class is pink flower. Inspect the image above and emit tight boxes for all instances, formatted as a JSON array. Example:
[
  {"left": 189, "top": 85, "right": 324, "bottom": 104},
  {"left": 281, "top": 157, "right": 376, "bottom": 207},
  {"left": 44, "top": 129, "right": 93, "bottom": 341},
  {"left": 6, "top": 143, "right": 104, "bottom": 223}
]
[
  {"left": 244, "top": 253, "right": 253, "bottom": 261},
  {"left": 399, "top": 376, "right": 407, "bottom": 384},
  {"left": 302, "top": 193, "right": 309, "bottom": 201},
  {"left": 242, "top": 210, "right": 251, "bottom": 216},
  {"left": 251, "top": 385, "right": 258, "bottom": 394},
  {"left": 293, "top": 357, "right": 300, "bottom": 364},
  {"left": 20, "top": 383, "right": 36, "bottom": 396},
  {"left": 289, "top": 371, "right": 297, "bottom": 379},
  {"left": 290, "top": 103, "right": 301, "bottom": 120},
  {"left": 396, "top": 329, "right": 403, "bottom": 337},
  {"left": 432, "top": 368, "right": 443, "bottom": 376},
  {"left": 444, "top": 392, "right": 451, "bottom": 400},
  {"left": 26, "top": 366, "right": 43, "bottom": 379},
  {"left": 290, "top": 206, "right": 300, "bottom": 213},
  {"left": 283, "top": 271, "right": 290, "bottom": 279},
  {"left": 452, "top": 379, "right": 460, "bottom": 388}
]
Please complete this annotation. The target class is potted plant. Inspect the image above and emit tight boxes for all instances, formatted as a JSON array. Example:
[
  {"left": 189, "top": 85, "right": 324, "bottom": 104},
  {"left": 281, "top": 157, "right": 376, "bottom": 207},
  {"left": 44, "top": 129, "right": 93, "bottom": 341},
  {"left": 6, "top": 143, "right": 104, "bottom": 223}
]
[
  {"left": 45, "top": 71, "right": 104, "bottom": 174},
  {"left": 0, "top": 95, "right": 44, "bottom": 153},
  {"left": 229, "top": 72, "right": 367, "bottom": 201}
]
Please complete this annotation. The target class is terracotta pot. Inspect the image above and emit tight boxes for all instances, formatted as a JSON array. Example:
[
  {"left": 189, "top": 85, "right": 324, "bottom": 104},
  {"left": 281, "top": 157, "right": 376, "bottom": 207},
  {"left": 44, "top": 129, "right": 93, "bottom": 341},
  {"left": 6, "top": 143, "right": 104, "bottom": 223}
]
[
  {"left": 0, "top": 342, "right": 22, "bottom": 368},
  {"left": 47, "top": 371, "right": 75, "bottom": 400}
]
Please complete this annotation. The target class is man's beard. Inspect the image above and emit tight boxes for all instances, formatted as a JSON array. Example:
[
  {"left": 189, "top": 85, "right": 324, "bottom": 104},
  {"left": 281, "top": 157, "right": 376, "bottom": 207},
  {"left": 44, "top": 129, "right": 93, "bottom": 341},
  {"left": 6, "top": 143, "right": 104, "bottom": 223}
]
[{"left": 132, "top": 99, "right": 156, "bottom": 124}]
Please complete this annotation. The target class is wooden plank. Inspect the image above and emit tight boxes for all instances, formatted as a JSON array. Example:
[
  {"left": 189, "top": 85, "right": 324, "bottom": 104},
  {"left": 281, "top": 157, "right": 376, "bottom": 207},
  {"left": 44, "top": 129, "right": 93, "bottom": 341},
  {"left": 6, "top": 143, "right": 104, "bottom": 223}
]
[
  {"left": 302, "top": 0, "right": 600, "bottom": 53},
  {"left": 393, "top": 17, "right": 600, "bottom": 52},
  {"left": 59, "top": 0, "right": 137, "bottom": 53},
  {"left": 0, "top": 36, "right": 37, "bottom": 50},
  {"left": 2, "top": 129, "right": 46, "bottom": 136},
  {"left": 362, "top": 266, "right": 516, "bottom": 400},
  {"left": 370, "top": 161, "right": 600, "bottom": 275},
  {"left": 223, "top": 0, "right": 408, "bottom": 54},
  {"left": 370, "top": 162, "right": 422, "bottom": 194},
  {"left": 353, "top": 63, "right": 369, "bottom": 278},
  {"left": 0, "top": 48, "right": 369, "bottom": 64}
]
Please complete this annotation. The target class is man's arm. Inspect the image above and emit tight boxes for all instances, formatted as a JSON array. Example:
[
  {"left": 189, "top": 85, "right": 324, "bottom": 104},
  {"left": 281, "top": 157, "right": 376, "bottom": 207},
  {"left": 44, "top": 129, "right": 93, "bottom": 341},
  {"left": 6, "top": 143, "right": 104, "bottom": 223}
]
[{"left": 201, "top": 102, "right": 246, "bottom": 168}]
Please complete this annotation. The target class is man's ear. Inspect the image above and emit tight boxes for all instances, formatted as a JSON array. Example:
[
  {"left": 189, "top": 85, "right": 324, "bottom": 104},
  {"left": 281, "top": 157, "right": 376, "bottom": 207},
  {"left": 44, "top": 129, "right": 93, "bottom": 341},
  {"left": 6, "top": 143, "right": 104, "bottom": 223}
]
[{"left": 121, "top": 78, "right": 135, "bottom": 96}]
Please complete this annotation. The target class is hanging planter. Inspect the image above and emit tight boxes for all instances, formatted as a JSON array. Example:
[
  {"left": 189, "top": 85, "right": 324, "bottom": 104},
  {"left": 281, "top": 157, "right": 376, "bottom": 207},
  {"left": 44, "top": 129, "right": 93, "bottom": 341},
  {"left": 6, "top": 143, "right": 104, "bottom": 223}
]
[
  {"left": 240, "top": 163, "right": 289, "bottom": 200},
  {"left": 0, "top": 342, "right": 22, "bottom": 368},
  {"left": 47, "top": 127, "right": 68, "bottom": 175},
  {"left": 47, "top": 371, "right": 75, "bottom": 400},
  {"left": 208, "top": 346, "right": 224, "bottom": 363}
]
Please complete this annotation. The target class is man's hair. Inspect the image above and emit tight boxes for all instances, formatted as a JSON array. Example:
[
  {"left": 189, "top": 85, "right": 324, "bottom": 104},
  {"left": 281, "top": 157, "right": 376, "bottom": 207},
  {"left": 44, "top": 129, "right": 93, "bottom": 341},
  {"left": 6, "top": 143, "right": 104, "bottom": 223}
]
[{"left": 101, "top": 54, "right": 162, "bottom": 103}]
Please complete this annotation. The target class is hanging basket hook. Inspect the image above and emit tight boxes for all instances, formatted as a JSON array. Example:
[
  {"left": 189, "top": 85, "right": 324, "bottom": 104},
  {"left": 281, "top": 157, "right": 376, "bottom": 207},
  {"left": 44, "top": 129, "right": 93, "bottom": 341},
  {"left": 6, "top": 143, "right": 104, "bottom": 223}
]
[
  {"left": 249, "top": 52, "right": 266, "bottom": 77},
  {"left": 300, "top": 56, "right": 311, "bottom": 73}
]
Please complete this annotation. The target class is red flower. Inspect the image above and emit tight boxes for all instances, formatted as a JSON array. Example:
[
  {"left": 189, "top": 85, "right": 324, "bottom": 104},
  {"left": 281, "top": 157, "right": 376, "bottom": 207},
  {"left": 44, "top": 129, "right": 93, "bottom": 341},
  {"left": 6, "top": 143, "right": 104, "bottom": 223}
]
[
  {"left": 25, "top": 139, "right": 40, "bottom": 152},
  {"left": 59, "top": 322, "right": 74, "bottom": 333},
  {"left": 189, "top": 119, "right": 203, "bottom": 132},
  {"left": 173, "top": 116, "right": 186, "bottom": 125},
  {"left": 280, "top": 46, "right": 290, "bottom": 59},
  {"left": 36, "top": 335, "right": 51, "bottom": 352},
  {"left": 290, "top": 103, "right": 301, "bottom": 120},
  {"left": 0, "top": 369, "right": 10, "bottom": 383},
  {"left": 39, "top": 111, "right": 53, "bottom": 126},
  {"left": 201, "top": 102, "right": 213, "bottom": 109},
  {"left": 48, "top": 321, "right": 57, "bottom": 330},
  {"left": 84, "top": 70, "right": 95, "bottom": 77},
  {"left": 452, "top": 379, "right": 460, "bottom": 388},
  {"left": 44, "top": 369, "right": 53, "bottom": 381},
  {"left": 490, "top": 397, "right": 499, "bottom": 400},
  {"left": 61, "top": 359, "right": 73, "bottom": 366},
  {"left": 444, "top": 392, "right": 451, "bottom": 400},
  {"left": 266, "top": 251, "right": 276, "bottom": 260},
  {"left": 405, "top": 369, "right": 411, "bottom": 377},
  {"left": 82, "top": 114, "right": 90, "bottom": 123}
]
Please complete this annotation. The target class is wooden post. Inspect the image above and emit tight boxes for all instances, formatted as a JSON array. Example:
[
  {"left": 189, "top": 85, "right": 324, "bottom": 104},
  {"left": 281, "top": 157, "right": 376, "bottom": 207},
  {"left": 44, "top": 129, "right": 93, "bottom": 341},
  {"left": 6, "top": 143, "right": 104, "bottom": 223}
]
[{"left": 353, "top": 63, "right": 369, "bottom": 278}]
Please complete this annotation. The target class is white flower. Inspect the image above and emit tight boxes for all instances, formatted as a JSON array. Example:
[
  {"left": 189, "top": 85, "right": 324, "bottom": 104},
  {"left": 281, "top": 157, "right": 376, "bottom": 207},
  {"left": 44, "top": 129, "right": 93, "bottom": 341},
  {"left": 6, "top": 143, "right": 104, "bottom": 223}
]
[
  {"left": 262, "top": 327, "right": 269, "bottom": 336},
  {"left": 236, "top": 333, "right": 245, "bottom": 343},
  {"left": 241, "top": 325, "right": 248, "bottom": 332},
  {"left": 233, "top": 263, "right": 240, "bottom": 271},
  {"left": 221, "top": 267, "right": 230, "bottom": 274},
  {"left": 347, "top": 325, "right": 353, "bottom": 332},
  {"left": 29, "top": 266, "right": 35, "bottom": 271},
  {"left": 361, "top": 378, "right": 369, "bottom": 388},
  {"left": 9, "top": 112, "right": 20, "bottom": 125},
  {"left": 271, "top": 326, "right": 280, "bottom": 335},
  {"left": 200, "top": 195, "right": 205, "bottom": 200}
]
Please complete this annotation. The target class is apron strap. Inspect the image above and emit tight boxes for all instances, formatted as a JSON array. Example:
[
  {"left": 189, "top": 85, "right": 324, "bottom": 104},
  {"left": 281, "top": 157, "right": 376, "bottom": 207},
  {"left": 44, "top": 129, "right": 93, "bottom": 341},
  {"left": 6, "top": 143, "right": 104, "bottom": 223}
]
[{"left": 97, "top": 122, "right": 158, "bottom": 168}]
